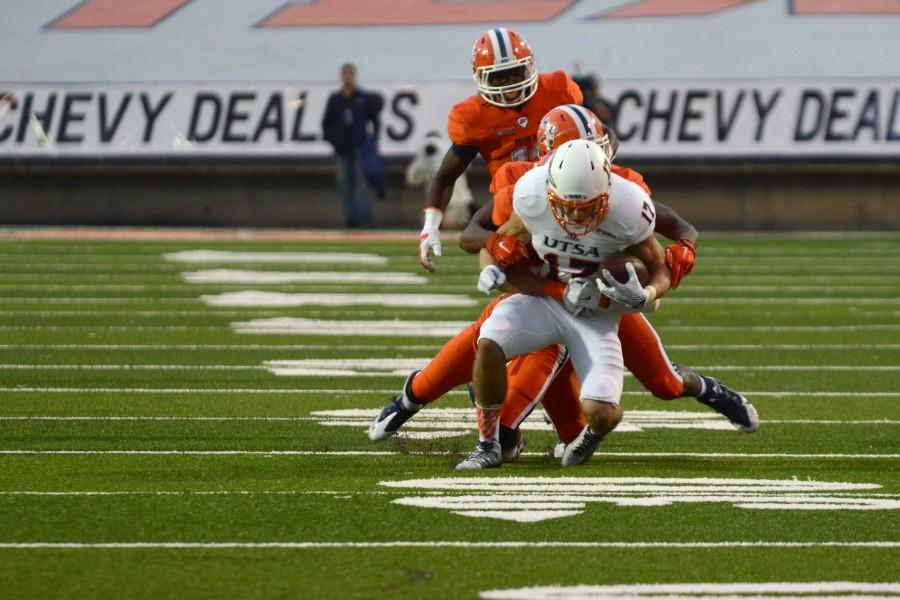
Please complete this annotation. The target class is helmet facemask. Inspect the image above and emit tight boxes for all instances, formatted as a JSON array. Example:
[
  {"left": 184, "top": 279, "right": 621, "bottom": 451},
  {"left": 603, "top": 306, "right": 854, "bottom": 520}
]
[
  {"left": 548, "top": 189, "right": 609, "bottom": 237},
  {"left": 474, "top": 58, "right": 538, "bottom": 108}
]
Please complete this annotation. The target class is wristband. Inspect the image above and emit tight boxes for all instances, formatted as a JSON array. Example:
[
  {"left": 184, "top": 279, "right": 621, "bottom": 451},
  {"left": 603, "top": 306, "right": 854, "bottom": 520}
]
[
  {"left": 423, "top": 207, "right": 443, "bottom": 230},
  {"left": 644, "top": 285, "right": 658, "bottom": 304},
  {"left": 543, "top": 280, "right": 565, "bottom": 302}
]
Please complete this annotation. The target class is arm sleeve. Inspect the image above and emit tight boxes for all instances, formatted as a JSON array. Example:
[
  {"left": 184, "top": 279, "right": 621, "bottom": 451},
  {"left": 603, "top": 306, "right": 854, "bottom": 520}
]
[{"left": 451, "top": 143, "right": 479, "bottom": 161}]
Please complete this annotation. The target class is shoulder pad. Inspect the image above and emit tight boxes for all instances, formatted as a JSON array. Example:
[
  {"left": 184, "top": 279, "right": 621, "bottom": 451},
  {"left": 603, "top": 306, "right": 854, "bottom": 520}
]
[{"left": 513, "top": 167, "right": 549, "bottom": 218}]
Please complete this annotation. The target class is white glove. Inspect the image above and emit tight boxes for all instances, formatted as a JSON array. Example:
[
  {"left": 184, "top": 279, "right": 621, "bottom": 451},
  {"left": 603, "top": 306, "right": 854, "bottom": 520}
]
[
  {"left": 418, "top": 208, "right": 443, "bottom": 272},
  {"left": 477, "top": 265, "right": 506, "bottom": 295},
  {"left": 616, "top": 297, "right": 662, "bottom": 314},
  {"left": 563, "top": 277, "right": 602, "bottom": 316},
  {"left": 601, "top": 262, "right": 654, "bottom": 310}
]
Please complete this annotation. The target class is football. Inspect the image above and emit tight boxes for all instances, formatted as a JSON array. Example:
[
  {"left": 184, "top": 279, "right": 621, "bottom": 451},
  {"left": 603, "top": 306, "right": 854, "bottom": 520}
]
[{"left": 599, "top": 252, "right": 649, "bottom": 286}]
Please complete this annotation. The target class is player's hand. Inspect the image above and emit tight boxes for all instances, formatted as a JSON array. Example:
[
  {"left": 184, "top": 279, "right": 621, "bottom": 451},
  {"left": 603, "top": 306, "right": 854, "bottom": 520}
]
[
  {"left": 563, "top": 277, "right": 602, "bottom": 316},
  {"left": 418, "top": 208, "right": 443, "bottom": 272},
  {"left": 665, "top": 239, "right": 696, "bottom": 289},
  {"left": 485, "top": 232, "right": 529, "bottom": 269},
  {"left": 601, "top": 263, "right": 653, "bottom": 310},
  {"left": 477, "top": 265, "right": 506, "bottom": 295},
  {"left": 617, "top": 298, "right": 662, "bottom": 314}
]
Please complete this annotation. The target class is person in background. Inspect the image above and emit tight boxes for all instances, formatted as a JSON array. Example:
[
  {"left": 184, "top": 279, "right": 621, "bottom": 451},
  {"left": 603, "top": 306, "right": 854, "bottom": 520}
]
[
  {"left": 406, "top": 131, "right": 475, "bottom": 229},
  {"left": 572, "top": 72, "right": 615, "bottom": 127},
  {"left": 321, "top": 63, "right": 384, "bottom": 228}
]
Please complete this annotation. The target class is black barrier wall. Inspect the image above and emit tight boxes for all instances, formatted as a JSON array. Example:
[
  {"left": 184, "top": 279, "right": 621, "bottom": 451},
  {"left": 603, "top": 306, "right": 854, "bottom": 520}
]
[{"left": 1, "top": 162, "right": 898, "bottom": 231}]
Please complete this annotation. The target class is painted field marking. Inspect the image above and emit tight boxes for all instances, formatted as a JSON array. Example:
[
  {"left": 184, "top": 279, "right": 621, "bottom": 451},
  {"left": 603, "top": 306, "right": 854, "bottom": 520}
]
[
  {"left": 0, "top": 323, "right": 896, "bottom": 333},
  {"left": 481, "top": 582, "right": 900, "bottom": 599},
  {"left": 184, "top": 270, "right": 425, "bottom": 285},
  {"left": 2, "top": 416, "right": 897, "bottom": 426},
  {"left": 164, "top": 250, "right": 388, "bottom": 265},
  {"left": 382, "top": 477, "right": 900, "bottom": 522},
  {"left": 0, "top": 298, "right": 198, "bottom": 305},
  {"left": 204, "top": 291, "right": 476, "bottom": 308},
  {"left": 1, "top": 450, "right": 896, "bottom": 459},
  {"left": 0, "top": 311, "right": 284, "bottom": 318},
  {"left": 0, "top": 490, "right": 394, "bottom": 497},
  {"left": 0, "top": 541, "right": 896, "bottom": 550},
  {"left": 0, "top": 388, "right": 896, "bottom": 398},
  {"left": 263, "top": 359, "right": 900, "bottom": 377},
  {"left": 307, "top": 408, "right": 898, "bottom": 439},
  {"left": 0, "top": 344, "right": 446, "bottom": 350},
  {"left": 233, "top": 317, "right": 472, "bottom": 336},
  {"left": 0, "top": 344, "right": 896, "bottom": 351},
  {"left": 232, "top": 318, "right": 900, "bottom": 336},
  {"left": 2, "top": 277, "right": 898, "bottom": 290},
  {"left": 664, "top": 298, "right": 900, "bottom": 305}
]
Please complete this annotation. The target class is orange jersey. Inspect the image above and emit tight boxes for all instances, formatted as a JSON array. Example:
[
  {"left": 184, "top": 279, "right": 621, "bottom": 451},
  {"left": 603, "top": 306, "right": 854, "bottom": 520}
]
[
  {"left": 448, "top": 71, "right": 582, "bottom": 179},
  {"left": 492, "top": 159, "right": 652, "bottom": 227}
]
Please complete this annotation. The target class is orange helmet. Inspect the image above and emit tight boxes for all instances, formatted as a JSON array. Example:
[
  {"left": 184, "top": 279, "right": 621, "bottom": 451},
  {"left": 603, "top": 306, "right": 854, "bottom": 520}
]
[
  {"left": 537, "top": 104, "right": 614, "bottom": 159},
  {"left": 471, "top": 28, "right": 538, "bottom": 108},
  {"left": 547, "top": 140, "right": 611, "bottom": 237}
]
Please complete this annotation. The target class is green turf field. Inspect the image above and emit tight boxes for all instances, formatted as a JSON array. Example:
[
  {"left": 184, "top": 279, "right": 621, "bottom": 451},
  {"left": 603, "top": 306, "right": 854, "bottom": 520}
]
[{"left": 0, "top": 232, "right": 898, "bottom": 599}]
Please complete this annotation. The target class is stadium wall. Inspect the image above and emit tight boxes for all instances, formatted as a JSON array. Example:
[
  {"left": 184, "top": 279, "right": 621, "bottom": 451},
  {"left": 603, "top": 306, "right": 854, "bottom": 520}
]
[{"left": 2, "top": 161, "right": 897, "bottom": 231}]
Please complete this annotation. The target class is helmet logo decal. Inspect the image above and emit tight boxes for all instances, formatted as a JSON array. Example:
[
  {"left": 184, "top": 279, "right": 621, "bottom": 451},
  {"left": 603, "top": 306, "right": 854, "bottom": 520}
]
[{"left": 517, "top": 116, "right": 528, "bottom": 128}]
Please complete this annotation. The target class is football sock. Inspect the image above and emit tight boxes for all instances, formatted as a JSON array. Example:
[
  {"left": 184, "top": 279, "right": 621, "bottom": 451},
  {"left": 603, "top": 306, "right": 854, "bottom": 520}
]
[
  {"left": 476, "top": 406, "right": 501, "bottom": 444},
  {"left": 695, "top": 376, "right": 709, "bottom": 399}
]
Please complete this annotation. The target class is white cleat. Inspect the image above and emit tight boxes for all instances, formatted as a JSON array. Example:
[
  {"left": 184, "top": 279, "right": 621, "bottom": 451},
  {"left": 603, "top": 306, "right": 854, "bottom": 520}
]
[
  {"left": 561, "top": 425, "right": 604, "bottom": 467},
  {"left": 455, "top": 441, "right": 502, "bottom": 470}
]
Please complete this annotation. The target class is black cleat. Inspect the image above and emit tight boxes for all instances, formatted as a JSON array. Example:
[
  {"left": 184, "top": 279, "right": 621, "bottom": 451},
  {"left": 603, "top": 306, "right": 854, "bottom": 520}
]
[
  {"left": 367, "top": 370, "right": 421, "bottom": 441},
  {"left": 696, "top": 376, "right": 759, "bottom": 433}
]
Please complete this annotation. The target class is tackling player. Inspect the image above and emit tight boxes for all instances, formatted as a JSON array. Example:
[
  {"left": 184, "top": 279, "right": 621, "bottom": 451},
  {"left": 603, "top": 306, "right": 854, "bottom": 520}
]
[
  {"left": 370, "top": 105, "right": 757, "bottom": 464},
  {"left": 418, "top": 27, "right": 583, "bottom": 272}
]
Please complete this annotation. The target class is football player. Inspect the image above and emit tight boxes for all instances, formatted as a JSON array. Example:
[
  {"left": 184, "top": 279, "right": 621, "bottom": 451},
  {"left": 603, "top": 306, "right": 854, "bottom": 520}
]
[
  {"left": 369, "top": 105, "right": 757, "bottom": 464},
  {"left": 418, "top": 27, "right": 583, "bottom": 272},
  {"left": 459, "top": 140, "right": 669, "bottom": 469}
]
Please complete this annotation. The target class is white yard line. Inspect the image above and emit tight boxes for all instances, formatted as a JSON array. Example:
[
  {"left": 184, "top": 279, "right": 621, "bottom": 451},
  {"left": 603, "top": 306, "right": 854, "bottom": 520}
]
[
  {"left": 203, "top": 291, "right": 477, "bottom": 307},
  {"left": 0, "top": 541, "right": 896, "bottom": 549},
  {"left": 0, "top": 344, "right": 444, "bottom": 350},
  {"left": 1, "top": 416, "right": 896, "bottom": 425},
  {"left": 1, "top": 323, "right": 897, "bottom": 332},
  {"left": 0, "top": 388, "right": 896, "bottom": 397},
  {"left": 0, "top": 343, "right": 895, "bottom": 351},
  {"left": 184, "top": 270, "right": 425, "bottom": 285},
  {"left": 3, "top": 363, "right": 894, "bottom": 372},
  {"left": 0, "top": 450, "right": 896, "bottom": 459},
  {"left": 163, "top": 250, "right": 389, "bottom": 264},
  {"left": 0, "top": 418, "right": 900, "bottom": 426},
  {"left": 2, "top": 489, "right": 898, "bottom": 497}
]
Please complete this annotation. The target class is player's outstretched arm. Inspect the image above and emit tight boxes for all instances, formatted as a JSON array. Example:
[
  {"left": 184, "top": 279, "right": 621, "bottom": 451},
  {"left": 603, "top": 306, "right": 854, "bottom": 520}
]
[
  {"left": 420, "top": 148, "right": 476, "bottom": 272},
  {"left": 654, "top": 201, "right": 698, "bottom": 289}
]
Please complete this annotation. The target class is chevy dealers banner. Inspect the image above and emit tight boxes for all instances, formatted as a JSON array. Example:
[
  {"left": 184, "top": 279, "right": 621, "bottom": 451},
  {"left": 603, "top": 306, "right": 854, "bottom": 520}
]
[{"left": 1, "top": 79, "right": 897, "bottom": 159}]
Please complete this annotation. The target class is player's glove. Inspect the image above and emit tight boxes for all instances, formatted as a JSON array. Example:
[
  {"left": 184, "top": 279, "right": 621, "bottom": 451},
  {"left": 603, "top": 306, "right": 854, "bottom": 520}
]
[
  {"left": 563, "top": 277, "right": 602, "bottom": 317},
  {"left": 485, "top": 232, "right": 529, "bottom": 269},
  {"left": 418, "top": 207, "right": 443, "bottom": 272},
  {"left": 601, "top": 262, "right": 657, "bottom": 311},
  {"left": 477, "top": 264, "right": 507, "bottom": 295},
  {"left": 665, "top": 238, "right": 696, "bottom": 289}
]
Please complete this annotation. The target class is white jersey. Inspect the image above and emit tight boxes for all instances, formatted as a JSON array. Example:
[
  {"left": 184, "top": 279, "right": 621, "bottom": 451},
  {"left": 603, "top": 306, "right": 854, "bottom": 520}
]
[{"left": 512, "top": 164, "right": 656, "bottom": 282}]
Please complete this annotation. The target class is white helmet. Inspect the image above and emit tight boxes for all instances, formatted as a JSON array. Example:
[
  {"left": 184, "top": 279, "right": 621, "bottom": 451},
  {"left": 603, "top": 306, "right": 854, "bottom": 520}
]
[{"left": 546, "top": 139, "right": 611, "bottom": 237}]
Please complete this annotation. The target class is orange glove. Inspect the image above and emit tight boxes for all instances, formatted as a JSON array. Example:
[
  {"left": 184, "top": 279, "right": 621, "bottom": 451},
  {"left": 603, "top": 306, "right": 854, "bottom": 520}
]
[
  {"left": 485, "top": 232, "right": 529, "bottom": 269},
  {"left": 665, "top": 239, "right": 696, "bottom": 289}
]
